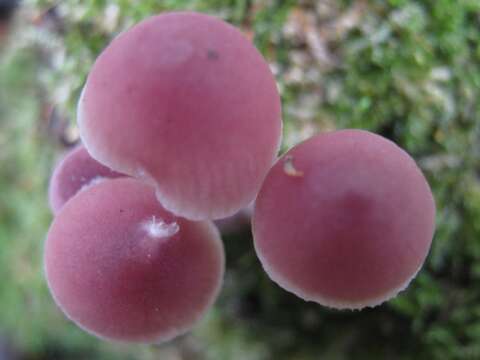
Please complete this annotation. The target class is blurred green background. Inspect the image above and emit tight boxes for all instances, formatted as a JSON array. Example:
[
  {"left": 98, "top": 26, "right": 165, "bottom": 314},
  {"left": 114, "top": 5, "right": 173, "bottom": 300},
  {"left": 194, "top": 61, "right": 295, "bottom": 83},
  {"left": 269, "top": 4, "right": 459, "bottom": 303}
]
[{"left": 1, "top": 0, "right": 480, "bottom": 359}]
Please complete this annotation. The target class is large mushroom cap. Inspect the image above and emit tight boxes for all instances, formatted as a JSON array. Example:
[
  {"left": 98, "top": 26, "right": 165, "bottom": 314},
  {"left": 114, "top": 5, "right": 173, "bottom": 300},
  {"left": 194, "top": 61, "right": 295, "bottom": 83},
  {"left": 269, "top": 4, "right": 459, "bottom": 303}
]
[
  {"left": 78, "top": 11, "right": 282, "bottom": 220},
  {"left": 45, "top": 178, "right": 225, "bottom": 343},
  {"left": 253, "top": 129, "right": 436, "bottom": 309}
]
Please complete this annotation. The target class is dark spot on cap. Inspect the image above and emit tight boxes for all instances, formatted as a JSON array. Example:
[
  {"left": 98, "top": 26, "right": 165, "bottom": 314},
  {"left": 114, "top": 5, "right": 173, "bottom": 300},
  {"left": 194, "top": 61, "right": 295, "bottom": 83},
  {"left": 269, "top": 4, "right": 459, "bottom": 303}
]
[{"left": 207, "top": 49, "right": 219, "bottom": 60}]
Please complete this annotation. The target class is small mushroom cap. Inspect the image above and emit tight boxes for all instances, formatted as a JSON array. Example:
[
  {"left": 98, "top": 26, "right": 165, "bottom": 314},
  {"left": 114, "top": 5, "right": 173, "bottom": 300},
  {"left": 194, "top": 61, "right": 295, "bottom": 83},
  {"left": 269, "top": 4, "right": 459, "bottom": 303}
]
[
  {"left": 45, "top": 178, "right": 225, "bottom": 343},
  {"left": 253, "top": 129, "right": 436, "bottom": 309},
  {"left": 48, "top": 145, "right": 124, "bottom": 215},
  {"left": 78, "top": 12, "right": 282, "bottom": 220}
]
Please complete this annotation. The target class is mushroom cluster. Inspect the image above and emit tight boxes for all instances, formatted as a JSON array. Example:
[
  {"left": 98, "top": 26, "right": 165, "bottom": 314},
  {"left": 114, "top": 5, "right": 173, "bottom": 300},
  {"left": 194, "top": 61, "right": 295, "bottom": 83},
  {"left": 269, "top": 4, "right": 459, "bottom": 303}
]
[{"left": 44, "top": 11, "right": 436, "bottom": 344}]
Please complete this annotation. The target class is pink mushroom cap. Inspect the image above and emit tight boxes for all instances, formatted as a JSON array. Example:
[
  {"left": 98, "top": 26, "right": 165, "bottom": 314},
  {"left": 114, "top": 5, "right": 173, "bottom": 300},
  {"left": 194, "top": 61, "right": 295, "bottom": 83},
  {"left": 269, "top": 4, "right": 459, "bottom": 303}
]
[
  {"left": 253, "top": 129, "right": 436, "bottom": 309},
  {"left": 48, "top": 145, "right": 124, "bottom": 215},
  {"left": 78, "top": 12, "right": 282, "bottom": 220},
  {"left": 45, "top": 178, "right": 225, "bottom": 343}
]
